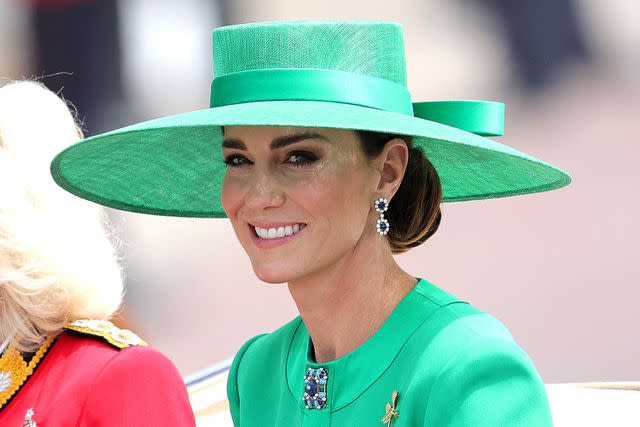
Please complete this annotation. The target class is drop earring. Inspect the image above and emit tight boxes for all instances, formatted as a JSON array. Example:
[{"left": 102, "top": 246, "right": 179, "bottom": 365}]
[{"left": 374, "top": 197, "right": 390, "bottom": 236}]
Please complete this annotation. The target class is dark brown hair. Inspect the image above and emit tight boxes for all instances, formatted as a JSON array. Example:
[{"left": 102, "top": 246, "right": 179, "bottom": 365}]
[{"left": 357, "top": 131, "right": 442, "bottom": 254}]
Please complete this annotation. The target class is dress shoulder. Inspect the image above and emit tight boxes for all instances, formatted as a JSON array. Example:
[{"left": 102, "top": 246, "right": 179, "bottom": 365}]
[
  {"left": 227, "top": 333, "right": 268, "bottom": 427},
  {"left": 231, "top": 316, "right": 302, "bottom": 369},
  {"left": 423, "top": 335, "right": 552, "bottom": 426},
  {"left": 64, "top": 319, "right": 147, "bottom": 350},
  {"left": 436, "top": 301, "right": 516, "bottom": 341},
  {"left": 409, "top": 302, "right": 551, "bottom": 426},
  {"left": 227, "top": 316, "right": 302, "bottom": 426}
]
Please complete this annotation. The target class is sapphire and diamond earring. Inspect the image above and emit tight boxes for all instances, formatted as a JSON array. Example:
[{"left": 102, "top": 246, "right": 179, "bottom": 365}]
[
  {"left": 303, "top": 367, "right": 328, "bottom": 409},
  {"left": 374, "top": 197, "right": 390, "bottom": 236}
]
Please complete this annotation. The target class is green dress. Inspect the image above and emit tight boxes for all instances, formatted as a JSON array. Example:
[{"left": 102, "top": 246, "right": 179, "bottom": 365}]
[{"left": 227, "top": 279, "right": 553, "bottom": 426}]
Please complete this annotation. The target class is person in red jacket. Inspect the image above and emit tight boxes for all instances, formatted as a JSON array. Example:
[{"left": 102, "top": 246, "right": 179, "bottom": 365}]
[{"left": 0, "top": 81, "right": 196, "bottom": 426}]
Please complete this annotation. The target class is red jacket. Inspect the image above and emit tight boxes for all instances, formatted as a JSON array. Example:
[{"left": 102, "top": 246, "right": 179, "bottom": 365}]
[{"left": 0, "top": 330, "right": 196, "bottom": 426}]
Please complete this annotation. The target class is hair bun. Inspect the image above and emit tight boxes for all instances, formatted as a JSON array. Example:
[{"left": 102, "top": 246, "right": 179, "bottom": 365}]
[{"left": 387, "top": 146, "right": 442, "bottom": 253}]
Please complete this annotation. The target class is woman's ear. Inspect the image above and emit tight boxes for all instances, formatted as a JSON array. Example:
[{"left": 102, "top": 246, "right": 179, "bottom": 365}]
[{"left": 377, "top": 138, "right": 409, "bottom": 197}]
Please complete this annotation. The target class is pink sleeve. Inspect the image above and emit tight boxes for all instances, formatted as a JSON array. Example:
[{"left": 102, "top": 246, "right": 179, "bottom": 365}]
[{"left": 78, "top": 346, "right": 196, "bottom": 426}]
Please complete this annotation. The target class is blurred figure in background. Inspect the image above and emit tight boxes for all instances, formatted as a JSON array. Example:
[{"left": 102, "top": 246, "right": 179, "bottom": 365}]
[
  {"left": 0, "top": 81, "right": 195, "bottom": 426},
  {"left": 28, "top": 0, "right": 128, "bottom": 135},
  {"left": 478, "top": 0, "right": 590, "bottom": 90}
]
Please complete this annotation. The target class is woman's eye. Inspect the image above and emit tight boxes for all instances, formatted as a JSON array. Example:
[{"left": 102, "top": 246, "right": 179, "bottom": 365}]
[
  {"left": 286, "top": 151, "right": 318, "bottom": 166},
  {"left": 223, "top": 155, "right": 251, "bottom": 167}
]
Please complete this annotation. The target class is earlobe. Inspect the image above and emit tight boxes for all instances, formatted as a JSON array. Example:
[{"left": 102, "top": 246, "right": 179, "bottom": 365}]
[{"left": 377, "top": 139, "right": 409, "bottom": 197}]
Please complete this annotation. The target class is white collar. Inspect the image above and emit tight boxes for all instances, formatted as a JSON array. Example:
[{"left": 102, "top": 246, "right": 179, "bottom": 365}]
[{"left": 0, "top": 336, "right": 11, "bottom": 355}]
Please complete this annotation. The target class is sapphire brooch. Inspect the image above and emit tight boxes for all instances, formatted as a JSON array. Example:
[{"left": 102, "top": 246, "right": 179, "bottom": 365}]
[{"left": 303, "top": 367, "right": 328, "bottom": 409}]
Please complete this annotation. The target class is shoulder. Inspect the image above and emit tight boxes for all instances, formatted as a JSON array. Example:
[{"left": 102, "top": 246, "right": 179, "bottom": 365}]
[
  {"left": 408, "top": 281, "right": 519, "bottom": 367},
  {"left": 411, "top": 304, "right": 552, "bottom": 426},
  {"left": 409, "top": 279, "right": 514, "bottom": 349},
  {"left": 421, "top": 333, "right": 552, "bottom": 426},
  {"left": 61, "top": 319, "right": 178, "bottom": 379},
  {"left": 25, "top": 321, "right": 194, "bottom": 425},
  {"left": 78, "top": 349, "right": 195, "bottom": 425},
  {"left": 55, "top": 320, "right": 182, "bottom": 389},
  {"left": 227, "top": 315, "right": 302, "bottom": 371},
  {"left": 227, "top": 317, "right": 301, "bottom": 425},
  {"left": 412, "top": 298, "right": 537, "bottom": 382},
  {"left": 427, "top": 301, "right": 516, "bottom": 344},
  {"left": 230, "top": 316, "right": 302, "bottom": 369},
  {"left": 62, "top": 321, "right": 196, "bottom": 425},
  {"left": 43, "top": 320, "right": 152, "bottom": 381},
  {"left": 64, "top": 319, "right": 147, "bottom": 349},
  {"left": 432, "top": 302, "right": 539, "bottom": 377},
  {"left": 410, "top": 279, "right": 514, "bottom": 339}
]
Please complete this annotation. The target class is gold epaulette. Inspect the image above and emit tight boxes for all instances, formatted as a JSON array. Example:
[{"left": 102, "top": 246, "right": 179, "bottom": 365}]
[{"left": 64, "top": 319, "right": 148, "bottom": 349}]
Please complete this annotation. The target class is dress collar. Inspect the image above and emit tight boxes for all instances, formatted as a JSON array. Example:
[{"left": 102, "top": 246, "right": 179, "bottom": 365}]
[{"left": 285, "top": 278, "right": 463, "bottom": 410}]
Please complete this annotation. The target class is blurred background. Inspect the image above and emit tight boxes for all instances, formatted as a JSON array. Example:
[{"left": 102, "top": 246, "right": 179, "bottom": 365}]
[{"left": 0, "top": 0, "right": 638, "bottom": 383}]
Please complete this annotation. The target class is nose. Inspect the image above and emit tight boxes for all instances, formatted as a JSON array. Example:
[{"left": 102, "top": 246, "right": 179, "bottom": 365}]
[{"left": 243, "top": 168, "right": 285, "bottom": 210}]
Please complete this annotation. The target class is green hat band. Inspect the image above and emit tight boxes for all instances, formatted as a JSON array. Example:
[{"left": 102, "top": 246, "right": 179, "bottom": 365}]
[
  {"left": 210, "top": 68, "right": 413, "bottom": 115},
  {"left": 413, "top": 101, "right": 505, "bottom": 137}
]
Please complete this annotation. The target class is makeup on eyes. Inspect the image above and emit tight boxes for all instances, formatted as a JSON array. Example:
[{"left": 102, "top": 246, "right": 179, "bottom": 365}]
[
  {"left": 223, "top": 146, "right": 323, "bottom": 168},
  {"left": 223, "top": 155, "right": 251, "bottom": 167},
  {"left": 285, "top": 150, "right": 319, "bottom": 166}
]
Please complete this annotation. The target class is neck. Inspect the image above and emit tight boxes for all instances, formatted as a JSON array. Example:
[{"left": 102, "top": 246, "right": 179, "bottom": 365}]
[{"left": 288, "top": 235, "right": 417, "bottom": 363}]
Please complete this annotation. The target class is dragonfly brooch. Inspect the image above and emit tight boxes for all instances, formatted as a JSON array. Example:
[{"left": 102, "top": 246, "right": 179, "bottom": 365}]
[{"left": 381, "top": 390, "right": 399, "bottom": 426}]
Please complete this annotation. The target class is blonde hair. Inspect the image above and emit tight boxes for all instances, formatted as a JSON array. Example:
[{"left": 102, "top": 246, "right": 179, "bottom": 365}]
[{"left": 0, "top": 81, "right": 123, "bottom": 353}]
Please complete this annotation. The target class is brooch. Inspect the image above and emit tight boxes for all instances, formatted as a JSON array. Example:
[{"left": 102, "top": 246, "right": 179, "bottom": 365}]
[
  {"left": 381, "top": 390, "right": 399, "bottom": 426},
  {"left": 22, "top": 408, "right": 37, "bottom": 427},
  {"left": 303, "top": 367, "right": 328, "bottom": 409}
]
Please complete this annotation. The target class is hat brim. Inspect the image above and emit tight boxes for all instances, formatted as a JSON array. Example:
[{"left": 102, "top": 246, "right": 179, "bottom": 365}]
[{"left": 51, "top": 101, "right": 570, "bottom": 217}]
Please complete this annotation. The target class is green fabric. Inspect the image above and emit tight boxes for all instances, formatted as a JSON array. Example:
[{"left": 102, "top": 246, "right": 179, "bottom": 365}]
[
  {"left": 210, "top": 69, "right": 413, "bottom": 115},
  {"left": 227, "top": 279, "right": 553, "bottom": 426},
  {"left": 212, "top": 20, "right": 408, "bottom": 85},
  {"left": 50, "top": 20, "right": 571, "bottom": 217},
  {"left": 413, "top": 101, "right": 505, "bottom": 137}
]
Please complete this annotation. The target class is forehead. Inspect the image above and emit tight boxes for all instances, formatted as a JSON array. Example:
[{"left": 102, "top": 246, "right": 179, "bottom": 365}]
[{"left": 223, "top": 125, "right": 357, "bottom": 143}]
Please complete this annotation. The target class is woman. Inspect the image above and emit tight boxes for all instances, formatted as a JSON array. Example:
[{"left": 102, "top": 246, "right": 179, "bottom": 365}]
[
  {"left": 0, "top": 81, "right": 195, "bottom": 426},
  {"left": 50, "top": 21, "right": 571, "bottom": 426}
]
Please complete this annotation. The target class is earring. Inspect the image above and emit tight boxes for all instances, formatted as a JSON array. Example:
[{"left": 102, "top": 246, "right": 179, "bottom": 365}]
[{"left": 374, "top": 197, "right": 390, "bottom": 236}]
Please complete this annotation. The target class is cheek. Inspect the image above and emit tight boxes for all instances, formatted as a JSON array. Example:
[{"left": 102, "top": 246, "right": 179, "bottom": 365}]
[
  {"left": 221, "top": 176, "right": 242, "bottom": 219},
  {"left": 222, "top": 177, "right": 253, "bottom": 248},
  {"left": 298, "top": 163, "right": 371, "bottom": 239}
]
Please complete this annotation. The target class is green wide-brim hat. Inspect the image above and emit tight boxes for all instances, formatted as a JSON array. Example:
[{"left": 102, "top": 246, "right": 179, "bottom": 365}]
[{"left": 51, "top": 20, "right": 570, "bottom": 218}]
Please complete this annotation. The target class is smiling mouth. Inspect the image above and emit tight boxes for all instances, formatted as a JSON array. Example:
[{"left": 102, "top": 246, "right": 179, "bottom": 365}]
[{"left": 252, "top": 224, "right": 306, "bottom": 239}]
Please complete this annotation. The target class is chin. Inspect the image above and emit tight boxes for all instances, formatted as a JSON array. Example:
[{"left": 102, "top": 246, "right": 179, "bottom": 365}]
[{"left": 251, "top": 261, "right": 301, "bottom": 285}]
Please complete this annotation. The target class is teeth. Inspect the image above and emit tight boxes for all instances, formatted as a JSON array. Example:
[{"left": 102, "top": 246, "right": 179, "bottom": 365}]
[{"left": 254, "top": 224, "right": 305, "bottom": 239}]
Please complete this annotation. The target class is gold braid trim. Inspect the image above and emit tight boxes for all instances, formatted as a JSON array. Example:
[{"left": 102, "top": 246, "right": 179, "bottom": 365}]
[
  {"left": 64, "top": 319, "right": 147, "bottom": 350},
  {"left": 0, "top": 336, "right": 55, "bottom": 410}
]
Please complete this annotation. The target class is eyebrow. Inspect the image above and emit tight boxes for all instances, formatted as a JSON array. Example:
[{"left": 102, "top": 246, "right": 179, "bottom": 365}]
[{"left": 222, "top": 132, "right": 328, "bottom": 150}]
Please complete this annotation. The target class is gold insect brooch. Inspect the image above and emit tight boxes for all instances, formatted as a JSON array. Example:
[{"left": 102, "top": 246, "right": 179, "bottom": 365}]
[{"left": 381, "top": 390, "right": 399, "bottom": 426}]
